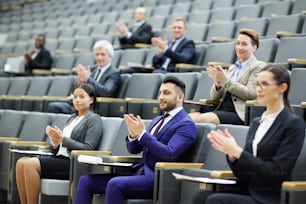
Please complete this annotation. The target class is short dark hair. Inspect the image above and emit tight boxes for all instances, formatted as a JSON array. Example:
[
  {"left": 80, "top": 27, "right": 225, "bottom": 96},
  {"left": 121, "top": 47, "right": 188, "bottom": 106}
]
[
  {"left": 239, "top": 28, "right": 259, "bottom": 48},
  {"left": 163, "top": 76, "right": 186, "bottom": 94}
]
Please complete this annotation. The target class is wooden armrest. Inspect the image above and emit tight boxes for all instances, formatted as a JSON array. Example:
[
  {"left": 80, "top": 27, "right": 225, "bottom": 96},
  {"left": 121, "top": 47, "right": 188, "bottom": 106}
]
[
  {"left": 108, "top": 156, "right": 142, "bottom": 162},
  {"left": 176, "top": 63, "right": 198, "bottom": 69},
  {"left": 0, "top": 95, "right": 20, "bottom": 100},
  {"left": 119, "top": 65, "right": 128, "bottom": 70},
  {"left": 208, "top": 62, "right": 233, "bottom": 68},
  {"left": 211, "top": 37, "right": 231, "bottom": 43},
  {"left": 51, "top": 68, "right": 73, "bottom": 74},
  {"left": 71, "top": 150, "right": 112, "bottom": 156},
  {"left": 32, "top": 69, "right": 52, "bottom": 75},
  {"left": 199, "top": 99, "right": 220, "bottom": 105},
  {"left": 42, "top": 96, "right": 71, "bottom": 101},
  {"left": 155, "top": 162, "right": 204, "bottom": 169},
  {"left": 210, "top": 170, "right": 234, "bottom": 179},
  {"left": 73, "top": 48, "right": 90, "bottom": 53},
  {"left": 22, "top": 95, "right": 42, "bottom": 100},
  {"left": 276, "top": 31, "right": 298, "bottom": 38},
  {"left": 287, "top": 58, "right": 306, "bottom": 65},
  {"left": 36, "top": 145, "right": 52, "bottom": 150},
  {"left": 282, "top": 181, "right": 306, "bottom": 190},
  {"left": 0, "top": 137, "right": 19, "bottom": 142},
  {"left": 10, "top": 141, "right": 45, "bottom": 146},
  {"left": 300, "top": 101, "right": 306, "bottom": 106},
  {"left": 96, "top": 97, "right": 124, "bottom": 102},
  {"left": 55, "top": 50, "right": 71, "bottom": 55},
  {"left": 124, "top": 98, "right": 156, "bottom": 102},
  {"left": 134, "top": 43, "right": 151, "bottom": 48}
]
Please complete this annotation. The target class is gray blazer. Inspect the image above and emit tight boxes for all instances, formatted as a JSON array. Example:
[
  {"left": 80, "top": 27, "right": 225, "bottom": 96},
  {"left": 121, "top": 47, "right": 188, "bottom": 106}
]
[
  {"left": 210, "top": 55, "right": 266, "bottom": 121},
  {"left": 55, "top": 111, "right": 103, "bottom": 154},
  {"left": 86, "top": 65, "right": 121, "bottom": 97}
]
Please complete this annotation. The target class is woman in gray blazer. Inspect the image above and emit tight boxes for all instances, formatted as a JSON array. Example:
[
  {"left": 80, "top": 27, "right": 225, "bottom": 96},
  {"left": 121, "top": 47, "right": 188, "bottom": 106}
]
[
  {"left": 193, "top": 65, "right": 305, "bottom": 204},
  {"left": 15, "top": 83, "right": 103, "bottom": 204}
]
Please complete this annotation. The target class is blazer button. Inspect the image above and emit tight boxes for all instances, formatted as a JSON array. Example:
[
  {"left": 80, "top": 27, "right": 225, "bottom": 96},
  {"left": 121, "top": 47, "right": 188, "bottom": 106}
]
[{"left": 234, "top": 98, "right": 237, "bottom": 101}]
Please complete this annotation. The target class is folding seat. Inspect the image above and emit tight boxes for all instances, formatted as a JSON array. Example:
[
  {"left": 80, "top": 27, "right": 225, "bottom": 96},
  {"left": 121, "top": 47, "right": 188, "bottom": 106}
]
[
  {"left": 234, "top": 17, "right": 269, "bottom": 38},
  {"left": 72, "top": 16, "right": 88, "bottom": 27},
  {"left": 111, "top": 2, "right": 127, "bottom": 12},
  {"left": 234, "top": 4, "right": 262, "bottom": 21},
  {"left": 273, "top": 36, "right": 306, "bottom": 69},
  {"left": 55, "top": 38, "right": 76, "bottom": 55},
  {"left": 5, "top": 33, "right": 19, "bottom": 43},
  {"left": 151, "top": 4, "right": 173, "bottom": 18},
  {"left": 102, "top": 11, "right": 119, "bottom": 24},
  {"left": 147, "top": 16, "right": 167, "bottom": 33},
  {"left": 44, "top": 39, "right": 58, "bottom": 54},
  {"left": 33, "top": 21, "right": 46, "bottom": 31},
  {"left": 185, "top": 25, "right": 208, "bottom": 45},
  {"left": 265, "top": 14, "right": 304, "bottom": 38},
  {"left": 205, "top": 21, "right": 237, "bottom": 43},
  {"left": 87, "top": 13, "right": 103, "bottom": 26},
  {"left": 112, "top": 49, "right": 122, "bottom": 68},
  {"left": 163, "top": 14, "right": 189, "bottom": 31},
  {"left": 190, "top": 0, "right": 212, "bottom": 13},
  {"left": 11, "top": 42, "right": 30, "bottom": 57},
  {"left": 280, "top": 131, "right": 306, "bottom": 204},
  {"left": 209, "top": 7, "right": 236, "bottom": 23},
  {"left": 261, "top": 1, "right": 293, "bottom": 17},
  {"left": 73, "top": 52, "right": 95, "bottom": 68},
  {"left": 171, "top": 2, "right": 191, "bottom": 16},
  {"left": 0, "top": 77, "right": 30, "bottom": 110},
  {"left": 73, "top": 37, "right": 94, "bottom": 53},
  {"left": 255, "top": 37, "right": 279, "bottom": 63},
  {"left": 5, "top": 111, "right": 55, "bottom": 204},
  {"left": 0, "top": 58, "right": 8, "bottom": 76},
  {"left": 233, "top": 0, "right": 257, "bottom": 6},
  {"left": 187, "top": 11, "right": 211, "bottom": 25},
  {"left": 210, "top": 0, "right": 235, "bottom": 9},
  {"left": 20, "top": 76, "right": 52, "bottom": 111},
  {"left": 291, "top": 0, "right": 306, "bottom": 14},
  {"left": 0, "top": 44, "right": 14, "bottom": 59},
  {"left": 74, "top": 26, "right": 93, "bottom": 38},
  {"left": 118, "top": 48, "right": 147, "bottom": 70},
  {"left": 49, "top": 53, "right": 76, "bottom": 75},
  {"left": 117, "top": 9, "right": 134, "bottom": 22},
  {"left": 45, "top": 20, "right": 59, "bottom": 30},
  {"left": 183, "top": 71, "right": 215, "bottom": 113},
  {"left": 90, "top": 23, "right": 109, "bottom": 37},
  {"left": 202, "top": 40, "right": 236, "bottom": 68},
  {"left": 57, "top": 18, "right": 74, "bottom": 30}
]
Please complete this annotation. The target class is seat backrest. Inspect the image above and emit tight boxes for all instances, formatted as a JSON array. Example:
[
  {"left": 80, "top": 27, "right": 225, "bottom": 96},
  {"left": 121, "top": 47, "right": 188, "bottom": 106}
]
[
  {"left": 288, "top": 68, "right": 306, "bottom": 105},
  {"left": 205, "top": 21, "right": 237, "bottom": 42},
  {"left": 165, "top": 72, "right": 200, "bottom": 100},
  {"left": 291, "top": 0, "right": 306, "bottom": 14},
  {"left": 118, "top": 49, "right": 147, "bottom": 68},
  {"left": 26, "top": 76, "right": 52, "bottom": 96},
  {"left": 290, "top": 129, "right": 306, "bottom": 180},
  {"left": 211, "top": 0, "right": 235, "bottom": 9},
  {"left": 18, "top": 111, "right": 54, "bottom": 141},
  {"left": 274, "top": 36, "right": 306, "bottom": 64},
  {"left": 6, "top": 76, "right": 30, "bottom": 96},
  {"left": 235, "top": 17, "right": 269, "bottom": 38},
  {"left": 255, "top": 37, "right": 279, "bottom": 63},
  {"left": 53, "top": 53, "right": 76, "bottom": 70},
  {"left": 192, "top": 71, "right": 215, "bottom": 102},
  {"left": 209, "top": 7, "right": 235, "bottom": 23},
  {"left": 124, "top": 73, "right": 163, "bottom": 99},
  {"left": 99, "top": 117, "right": 123, "bottom": 151},
  {"left": 0, "top": 77, "right": 11, "bottom": 95},
  {"left": 261, "top": 1, "right": 293, "bottom": 17},
  {"left": 116, "top": 74, "right": 131, "bottom": 98},
  {"left": 0, "top": 110, "right": 25, "bottom": 138},
  {"left": 203, "top": 124, "right": 249, "bottom": 170},
  {"left": 73, "top": 52, "right": 95, "bottom": 68},
  {"left": 234, "top": 4, "right": 262, "bottom": 21},
  {"left": 47, "top": 75, "right": 75, "bottom": 96}
]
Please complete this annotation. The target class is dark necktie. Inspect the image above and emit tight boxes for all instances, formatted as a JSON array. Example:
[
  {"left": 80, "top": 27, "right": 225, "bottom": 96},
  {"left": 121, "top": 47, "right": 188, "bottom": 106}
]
[
  {"left": 153, "top": 113, "right": 169, "bottom": 136},
  {"left": 94, "top": 68, "right": 101, "bottom": 81}
]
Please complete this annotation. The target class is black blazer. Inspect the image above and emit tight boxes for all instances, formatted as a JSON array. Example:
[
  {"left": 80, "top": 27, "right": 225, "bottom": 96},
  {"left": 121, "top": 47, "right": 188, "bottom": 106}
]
[
  {"left": 86, "top": 65, "right": 121, "bottom": 97},
  {"left": 152, "top": 38, "right": 195, "bottom": 72},
  {"left": 25, "top": 47, "right": 53, "bottom": 73},
  {"left": 228, "top": 108, "right": 305, "bottom": 203},
  {"left": 119, "top": 22, "right": 153, "bottom": 48}
]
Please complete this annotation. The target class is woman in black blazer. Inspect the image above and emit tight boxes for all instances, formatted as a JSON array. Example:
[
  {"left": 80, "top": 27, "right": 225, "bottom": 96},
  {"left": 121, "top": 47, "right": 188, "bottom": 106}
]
[
  {"left": 193, "top": 64, "right": 305, "bottom": 204},
  {"left": 15, "top": 83, "right": 103, "bottom": 204}
]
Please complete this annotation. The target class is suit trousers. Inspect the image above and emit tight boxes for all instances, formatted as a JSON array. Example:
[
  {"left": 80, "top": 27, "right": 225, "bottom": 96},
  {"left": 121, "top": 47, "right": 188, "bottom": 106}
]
[{"left": 74, "top": 173, "right": 154, "bottom": 204}]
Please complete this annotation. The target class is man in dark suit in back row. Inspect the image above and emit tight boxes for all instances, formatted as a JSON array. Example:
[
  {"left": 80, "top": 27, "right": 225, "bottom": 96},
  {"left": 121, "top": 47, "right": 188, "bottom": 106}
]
[
  {"left": 116, "top": 7, "right": 153, "bottom": 49},
  {"left": 122, "top": 17, "right": 195, "bottom": 74},
  {"left": 24, "top": 34, "right": 53, "bottom": 75},
  {"left": 47, "top": 40, "right": 121, "bottom": 114}
]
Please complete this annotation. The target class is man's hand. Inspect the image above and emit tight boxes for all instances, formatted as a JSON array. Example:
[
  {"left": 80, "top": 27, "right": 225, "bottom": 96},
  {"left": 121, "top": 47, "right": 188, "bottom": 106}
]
[
  {"left": 124, "top": 114, "right": 146, "bottom": 139},
  {"left": 76, "top": 64, "right": 91, "bottom": 83},
  {"left": 151, "top": 37, "right": 168, "bottom": 54}
]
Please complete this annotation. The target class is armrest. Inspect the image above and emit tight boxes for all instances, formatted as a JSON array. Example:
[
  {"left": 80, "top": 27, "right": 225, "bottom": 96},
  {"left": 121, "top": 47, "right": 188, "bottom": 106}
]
[
  {"left": 9, "top": 141, "right": 46, "bottom": 146},
  {"left": 133, "top": 43, "right": 151, "bottom": 48},
  {"left": 71, "top": 150, "right": 112, "bottom": 156},
  {"left": 207, "top": 62, "right": 233, "bottom": 69},
  {"left": 51, "top": 68, "right": 73, "bottom": 75},
  {"left": 156, "top": 162, "right": 203, "bottom": 169},
  {"left": 32, "top": 69, "right": 52, "bottom": 75},
  {"left": 210, "top": 170, "right": 235, "bottom": 179},
  {"left": 0, "top": 137, "right": 19, "bottom": 142},
  {"left": 211, "top": 37, "right": 231, "bottom": 43},
  {"left": 107, "top": 155, "right": 142, "bottom": 163},
  {"left": 42, "top": 95, "right": 71, "bottom": 101},
  {"left": 301, "top": 102, "right": 306, "bottom": 107},
  {"left": 124, "top": 98, "right": 157, "bottom": 103},
  {"left": 282, "top": 181, "right": 306, "bottom": 190},
  {"left": 97, "top": 97, "right": 125, "bottom": 102},
  {"left": 199, "top": 99, "right": 220, "bottom": 105},
  {"left": 276, "top": 31, "right": 299, "bottom": 38},
  {"left": 287, "top": 58, "right": 306, "bottom": 65}
]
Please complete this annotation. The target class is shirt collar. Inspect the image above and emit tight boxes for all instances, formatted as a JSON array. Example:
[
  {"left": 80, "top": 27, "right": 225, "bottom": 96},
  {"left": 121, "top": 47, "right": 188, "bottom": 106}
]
[{"left": 164, "top": 106, "right": 183, "bottom": 118}]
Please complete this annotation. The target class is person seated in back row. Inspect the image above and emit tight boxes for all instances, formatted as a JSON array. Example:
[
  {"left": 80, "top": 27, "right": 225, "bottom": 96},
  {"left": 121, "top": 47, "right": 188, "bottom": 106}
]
[
  {"left": 189, "top": 29, "right": 266, "bottom": 125},
  {"left": 47, "top": 40, "right": 121, "bottom": 114},
  {"left": 122, "top": 17, "right": 195, "bottom": 74},
  {"left": 116, "top": 7, "right": 153, "bottom": 49}
]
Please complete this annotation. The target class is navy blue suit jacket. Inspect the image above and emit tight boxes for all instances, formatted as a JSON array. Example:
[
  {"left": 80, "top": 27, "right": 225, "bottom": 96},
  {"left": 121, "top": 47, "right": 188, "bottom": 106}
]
[
  {"left": 86, "top": 65, "right": 121, "bottom": 97},
  {"left": 152, "top": 38, "right": 195, "bottom": 72},
  {"left": 126, "top": 109, "right": 197, "bottom": 177},
  {"left": 228, "top": 108, "right": 305, "bottom": 203}
]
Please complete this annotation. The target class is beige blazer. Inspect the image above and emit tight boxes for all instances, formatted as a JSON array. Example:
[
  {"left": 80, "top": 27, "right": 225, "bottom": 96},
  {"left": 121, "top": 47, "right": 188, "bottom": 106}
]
[{"left": 210, "top": 55, "right": 266, "bottom": 121}]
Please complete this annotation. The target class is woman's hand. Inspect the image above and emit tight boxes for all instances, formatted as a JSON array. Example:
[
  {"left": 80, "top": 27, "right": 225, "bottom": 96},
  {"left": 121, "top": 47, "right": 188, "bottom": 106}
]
[
  {"left": 207, "top": 128, "right": 243, "bottom": 160},
  {"left": 45, "top": 125, "right": 64, "bottom": 147}
]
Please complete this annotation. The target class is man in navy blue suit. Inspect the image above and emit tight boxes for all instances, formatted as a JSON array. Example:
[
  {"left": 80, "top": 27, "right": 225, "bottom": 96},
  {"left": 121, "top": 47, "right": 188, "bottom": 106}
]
[
  {"left": 74, "top": 76, "right": 197, "bottom": 204},
  {"left": 122, "top": 17, "right": 195, "bottom": 74}
]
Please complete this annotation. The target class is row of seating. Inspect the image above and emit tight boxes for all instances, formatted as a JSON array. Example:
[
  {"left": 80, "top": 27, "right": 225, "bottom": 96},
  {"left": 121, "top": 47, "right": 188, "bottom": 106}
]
[{"left": 2, "top": 108, "right": 305, "bottom": 204}]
